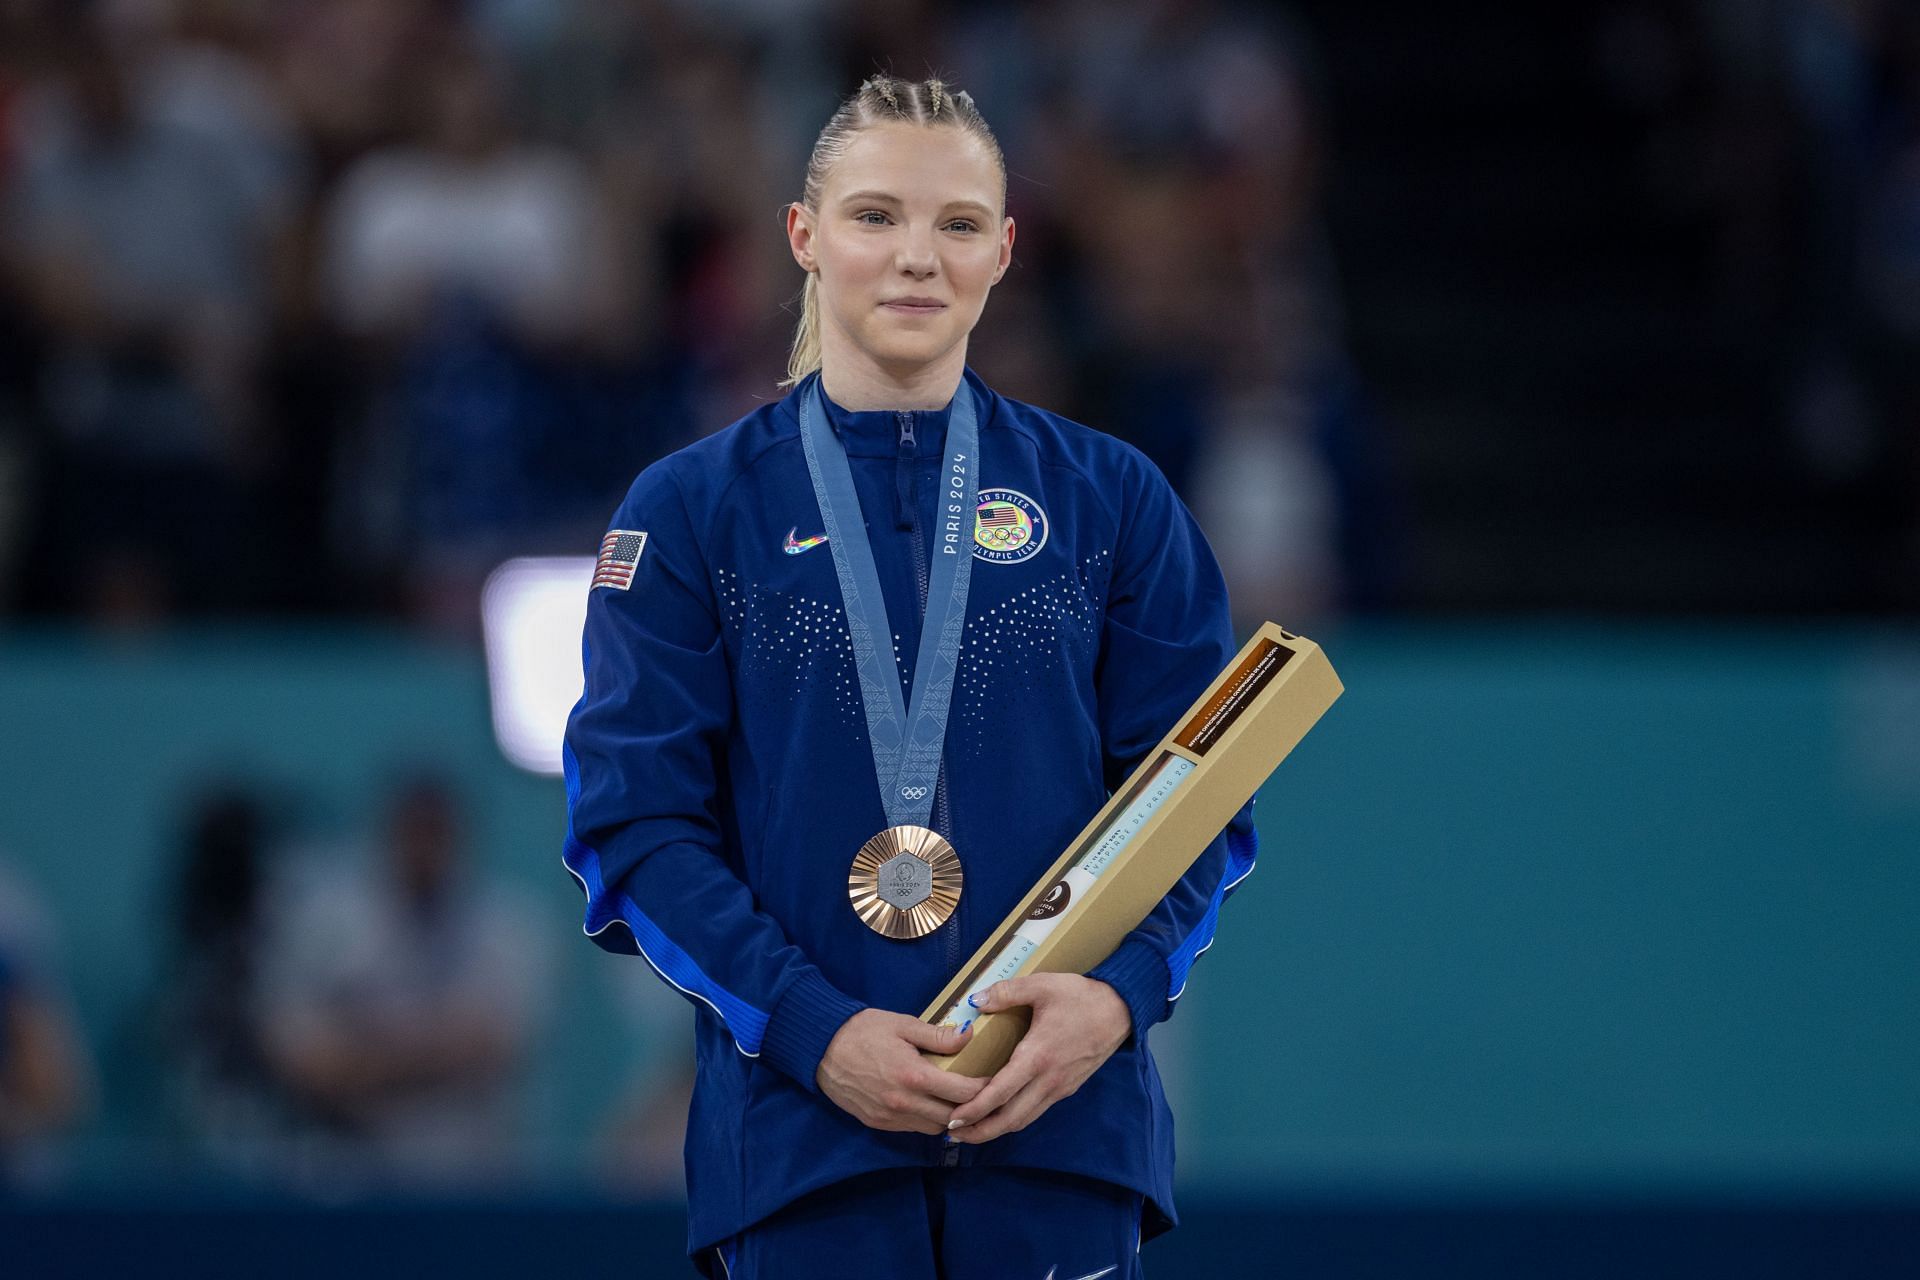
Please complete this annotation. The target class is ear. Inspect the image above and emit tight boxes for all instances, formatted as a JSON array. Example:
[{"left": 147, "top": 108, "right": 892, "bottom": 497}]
[
  {"left": 786, "top": 203, "right": 817, "bottom": 272},
  {"left": 992, "top": 214, "right": 1015, "bottom": 285}
]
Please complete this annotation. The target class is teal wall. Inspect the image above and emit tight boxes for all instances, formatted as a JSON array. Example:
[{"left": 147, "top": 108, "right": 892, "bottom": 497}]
[
  {"left": 1172, "top": 623, "right": 1920, "bottom": 1197},
  {"left": 3, "top": 623, "right": 1916, "bottom": 1193}
]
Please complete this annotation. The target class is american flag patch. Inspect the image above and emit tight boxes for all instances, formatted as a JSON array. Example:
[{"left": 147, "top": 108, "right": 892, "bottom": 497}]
[
  {"left": 592, "top": 530, "right": 648, "bottom": 591},
  {"left": 979, "top": 505, "right": 1021, "bottom": 527}
]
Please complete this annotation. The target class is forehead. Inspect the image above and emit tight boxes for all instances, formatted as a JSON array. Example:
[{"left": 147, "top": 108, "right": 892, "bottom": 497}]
[{"left": 825, "top": 122, "right": 999, "bottom": 209}]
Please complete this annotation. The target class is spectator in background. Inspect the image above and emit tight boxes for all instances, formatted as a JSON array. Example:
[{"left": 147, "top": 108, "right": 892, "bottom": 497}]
[
  {"left": 133, "top": 0, "right": 309, "bottom": 227},
  {"left": 0, "top": 939, "right": 89, "bottom": 1184},
  {"left": 254, "top": 773, "right": 545, "bottom": 1192},
  {"left": 4, "top": 13, "right": 298, "bottom": 622},
  {"left": 143, "top": 788, "right": 287, "bottom": 1173},
  {"left": 0, "top": 858, "right": 93, "bottom": 1188},
  {"left": 319, "top": 39, "right": 629, "bottom": 626},
  {"left": 321, "top": 42, "right": 611, "bottom": 349}
]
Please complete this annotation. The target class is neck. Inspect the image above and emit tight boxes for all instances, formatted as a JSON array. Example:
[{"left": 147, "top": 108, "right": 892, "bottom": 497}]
[{"left": 818, "top": 341, "right": 966, "bottom": 411}]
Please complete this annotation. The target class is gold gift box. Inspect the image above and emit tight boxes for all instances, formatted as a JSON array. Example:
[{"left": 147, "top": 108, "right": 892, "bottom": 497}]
[{"left": 922, "top": 621, "right": 1344, "bottom": 1075}]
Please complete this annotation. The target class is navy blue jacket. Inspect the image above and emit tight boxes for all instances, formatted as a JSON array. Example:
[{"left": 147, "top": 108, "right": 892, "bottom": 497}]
[{"left": 562, "top": 366, "right": 1259, "bottom": 1260}]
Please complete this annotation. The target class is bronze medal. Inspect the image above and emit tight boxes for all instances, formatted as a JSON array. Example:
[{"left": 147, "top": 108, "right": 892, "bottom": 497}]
[
  {"left": 799, "top": 378, "right": 981, "bottom": 944},
  {"left": 847, "top": 824, "right": 963, "bottom": 940}
]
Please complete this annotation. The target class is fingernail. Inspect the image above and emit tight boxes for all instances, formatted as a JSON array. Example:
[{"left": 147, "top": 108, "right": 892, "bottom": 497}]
[
  {"left": 948, "top": 1117, "right": 962, "bottom": 1130},
  {"left": 967, "top": 989, "right": 987, "bottom": 1008}
]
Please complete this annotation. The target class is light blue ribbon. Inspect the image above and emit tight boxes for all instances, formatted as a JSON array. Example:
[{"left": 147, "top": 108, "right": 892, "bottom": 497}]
[{"left": 797, "top": 374, "right": 980, "bottom": 829}]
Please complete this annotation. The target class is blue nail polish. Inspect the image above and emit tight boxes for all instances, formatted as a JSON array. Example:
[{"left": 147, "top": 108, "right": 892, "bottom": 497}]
[{"left": 967, "top": 991, "right": 984, "bottom": 1008}]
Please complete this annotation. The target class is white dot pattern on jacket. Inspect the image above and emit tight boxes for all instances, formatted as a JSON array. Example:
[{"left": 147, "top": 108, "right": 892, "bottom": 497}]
[{"left": 714, "top": 550, "right": 1110, "bottom": 754}]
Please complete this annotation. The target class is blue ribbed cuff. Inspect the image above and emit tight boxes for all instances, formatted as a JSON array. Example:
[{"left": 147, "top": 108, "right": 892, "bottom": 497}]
[
  {"left": 1086, "top": 937, "right": 1171, "bottom": 1045},
  {"left": 759, "top": 969, "right": 867, "bottom": 1092}
]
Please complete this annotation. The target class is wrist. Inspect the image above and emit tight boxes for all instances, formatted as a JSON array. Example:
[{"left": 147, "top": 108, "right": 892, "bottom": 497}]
[
  {"left": 1086, "top": 937, "right": 1170, "bottom": 1045},
  {"left": 1087, "top": 976, "right": 1132, "bottom": 1052},
  {"left": 762, "top": 970, "right": 867, "bottom": 1092}
]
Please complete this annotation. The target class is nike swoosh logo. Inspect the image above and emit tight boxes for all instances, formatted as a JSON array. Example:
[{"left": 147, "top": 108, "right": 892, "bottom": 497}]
[
  {"left": 1044, "top": 1268, "right": 1117, "bottom": 1280},
  {"left": 783, "top": 526, "right": 829, "bottom": 555}
]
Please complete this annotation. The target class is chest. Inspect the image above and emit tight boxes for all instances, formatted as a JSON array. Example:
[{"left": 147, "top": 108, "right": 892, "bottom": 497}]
[{"left": 709, "top": 447, "right": 1115, "bottom": 748}]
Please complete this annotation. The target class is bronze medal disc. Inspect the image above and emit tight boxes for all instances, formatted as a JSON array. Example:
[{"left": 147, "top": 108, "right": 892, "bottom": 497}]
[{"left": 847, "top": 824, "right": 963, "bottom": 940}]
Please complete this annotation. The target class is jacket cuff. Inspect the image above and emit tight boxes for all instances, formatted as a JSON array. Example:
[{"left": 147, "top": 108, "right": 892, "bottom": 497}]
[
  {"left": 760, "top": 969, "right": 867, "bottom": 1092},
  {"left": 1087, "top": 937, "right": 1171, "bottom": 1046}
]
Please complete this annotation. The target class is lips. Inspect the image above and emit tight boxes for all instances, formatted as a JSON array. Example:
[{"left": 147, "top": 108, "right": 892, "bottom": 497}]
[{"left": 882, "top": 298, "right": 946, "bottom": 313}]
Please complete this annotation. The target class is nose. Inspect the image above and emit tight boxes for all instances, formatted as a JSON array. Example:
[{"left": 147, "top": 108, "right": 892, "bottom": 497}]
[{"left": 896, "top": 225, "right": 939, "bottom": 277}]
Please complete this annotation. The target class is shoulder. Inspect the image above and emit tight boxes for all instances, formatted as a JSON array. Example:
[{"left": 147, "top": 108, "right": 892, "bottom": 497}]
[
  {"left": 989, "top": 389, "right": 1173, "bottom": 544},
  {"left": 993, "top": 390, "right": 1163, "bottom": 484},
  {"left": 610, "top": 395, "right": 795, "bottom": 534}
]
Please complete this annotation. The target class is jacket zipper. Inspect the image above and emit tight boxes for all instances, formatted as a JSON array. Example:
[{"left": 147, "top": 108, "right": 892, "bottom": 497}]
[
  {"left": 901, "top": 410, "right": 967, "bottom": 1170},
  {"left": 894, "top": 411, "right": 916, "bottom": 530}
]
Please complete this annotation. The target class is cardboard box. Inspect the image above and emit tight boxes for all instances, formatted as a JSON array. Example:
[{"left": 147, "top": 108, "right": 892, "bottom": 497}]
[{"left": 921, "top": 621, "right": 1343, "bottom": 1075}]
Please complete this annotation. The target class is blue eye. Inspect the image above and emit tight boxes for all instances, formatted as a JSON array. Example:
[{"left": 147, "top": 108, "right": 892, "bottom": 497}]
[{"left": 855, "top": 211, "right": 976, "bottom": 231}]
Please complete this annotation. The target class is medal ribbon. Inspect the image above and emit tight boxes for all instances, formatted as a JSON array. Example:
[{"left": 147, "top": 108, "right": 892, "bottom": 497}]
[{"left": 797, "top": 373, "right": 980, "bottom": 831}]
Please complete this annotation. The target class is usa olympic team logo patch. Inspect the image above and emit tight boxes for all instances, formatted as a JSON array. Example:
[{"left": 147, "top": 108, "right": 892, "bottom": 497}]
[{"left": 972, "top": 488, "right": 1048, "bottom": 564}]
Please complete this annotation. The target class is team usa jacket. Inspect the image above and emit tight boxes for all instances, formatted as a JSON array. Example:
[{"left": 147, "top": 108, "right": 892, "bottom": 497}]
[{"left": 562, "top": 365, "right": 1260, "bottom": 1262}]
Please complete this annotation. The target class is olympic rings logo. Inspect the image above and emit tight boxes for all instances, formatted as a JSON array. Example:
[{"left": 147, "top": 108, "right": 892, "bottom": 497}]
[{"left": 971, "top": 488, "right": 1048, "bottom": 564}]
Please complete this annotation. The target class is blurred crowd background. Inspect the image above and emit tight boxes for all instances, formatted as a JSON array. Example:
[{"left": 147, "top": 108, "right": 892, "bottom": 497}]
[
  {"left": 2, "top": 0, "right": 1918, "bottom": 1274},
  {"left": 0, "top": 0, "right": 1358, "bottom": 636}
]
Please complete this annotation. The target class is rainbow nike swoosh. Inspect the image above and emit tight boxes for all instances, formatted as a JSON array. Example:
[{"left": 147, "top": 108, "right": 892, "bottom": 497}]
[{"left": 784, "top": 527, "right": 829, "bottom": 554}]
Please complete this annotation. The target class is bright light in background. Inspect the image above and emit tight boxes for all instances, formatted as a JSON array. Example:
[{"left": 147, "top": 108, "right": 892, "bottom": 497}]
[{"left": 481, "top": 557, "right": 593, "bottom": 775}]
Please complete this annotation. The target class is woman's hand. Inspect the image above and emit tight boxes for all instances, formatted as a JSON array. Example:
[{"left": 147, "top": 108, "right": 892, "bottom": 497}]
[
  {"left": 944, "top": 973, "right": 1131, "bottom": 1143},
  {"left": 816, "top": 1009, "right": 987, "bottom": 1134}
]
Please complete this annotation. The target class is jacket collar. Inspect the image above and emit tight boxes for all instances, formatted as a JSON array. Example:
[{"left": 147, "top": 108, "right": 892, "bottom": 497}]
[{"left": 788, "top": 366, "right": 993, "bottom": 459}]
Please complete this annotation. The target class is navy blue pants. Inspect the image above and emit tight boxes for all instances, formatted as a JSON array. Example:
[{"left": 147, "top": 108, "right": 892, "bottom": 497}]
[{"left": 699, "top": 1165, "right": 1146, "bottom": 1279}]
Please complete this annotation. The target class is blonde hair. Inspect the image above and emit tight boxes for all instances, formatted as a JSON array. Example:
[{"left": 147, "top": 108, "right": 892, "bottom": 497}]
[{"left": 779, "top": 74, "right": 1007, "bottom": 390}]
